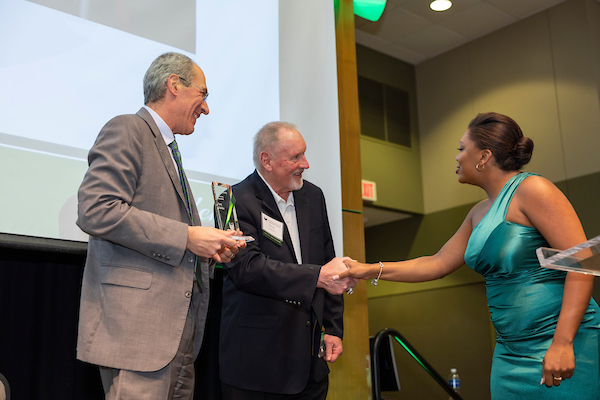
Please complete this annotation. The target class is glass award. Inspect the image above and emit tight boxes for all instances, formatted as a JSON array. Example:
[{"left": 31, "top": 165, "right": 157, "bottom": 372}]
[
  {"left": 212, "top": 182, "right": 238, "bottom": 231},
  {"left": 211, "top": 182, "right": 254, "bottom": 242},
  {"left": 536, "top": 235, "right": 600, "bottom": 276}
]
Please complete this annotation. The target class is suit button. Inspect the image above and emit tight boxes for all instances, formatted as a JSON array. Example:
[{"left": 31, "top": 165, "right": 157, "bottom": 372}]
[
  {"left": 188, "top": 257, "right": 195, "bottom": 263},
  {"left": 185, "top": 291, "right": 192, "bottom": 298},
  {"left": 152, "top": 252, "right": 157, "bottom": 257},
  {"left": 166, "top": 256, "right": 170, "bottom": 261},
  {"left": 306, "top": 321, "right": 311, "bottom": 327}
]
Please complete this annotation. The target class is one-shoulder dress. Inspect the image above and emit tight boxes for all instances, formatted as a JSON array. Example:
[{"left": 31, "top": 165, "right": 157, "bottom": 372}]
[{"left": 464, "top": 172, "right": 600, "bottom": 399}]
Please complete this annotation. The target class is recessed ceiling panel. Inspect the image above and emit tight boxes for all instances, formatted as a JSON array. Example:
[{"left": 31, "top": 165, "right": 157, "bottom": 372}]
[
  {"left": 396, "top": 25, "right": 467, "bottom": 57},
  {"left": 355, "top": 0, "right": 570, "bottom": 64},
  {"left": 440, "top": 3, "right": 516, "bottom": 40}
]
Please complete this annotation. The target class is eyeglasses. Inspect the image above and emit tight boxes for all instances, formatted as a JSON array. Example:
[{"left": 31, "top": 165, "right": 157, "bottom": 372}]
[{"left": 179, "top": 76, "right": 209, "bottom": 103}]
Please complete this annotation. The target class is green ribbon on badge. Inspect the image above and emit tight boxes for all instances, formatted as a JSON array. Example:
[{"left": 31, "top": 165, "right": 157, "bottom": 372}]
[{"left": 262, "top": 229, "right": 282, "bottom": 246}]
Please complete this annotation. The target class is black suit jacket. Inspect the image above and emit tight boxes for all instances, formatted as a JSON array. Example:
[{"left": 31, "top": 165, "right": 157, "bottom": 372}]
[{"left": 219, "top": 171, "right": 344, "bottom": 394}]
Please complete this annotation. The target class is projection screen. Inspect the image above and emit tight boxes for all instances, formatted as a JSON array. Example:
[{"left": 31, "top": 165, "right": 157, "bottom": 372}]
[{"left": 0, "top": 0, "right": 343, "bottom": 255}]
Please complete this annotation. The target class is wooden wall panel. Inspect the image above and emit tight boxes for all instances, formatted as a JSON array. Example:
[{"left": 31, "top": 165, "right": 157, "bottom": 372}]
[{"left": 328, "top": 0, "right": 371, "bottom": 398}]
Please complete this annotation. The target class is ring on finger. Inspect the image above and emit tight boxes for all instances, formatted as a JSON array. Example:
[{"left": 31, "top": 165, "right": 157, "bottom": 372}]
[
  {"left": 346, "top": 287, "right": 354, "bottom": 295},
  {"left": 553, "top": 376, "right": 562, "bottom": 381}
]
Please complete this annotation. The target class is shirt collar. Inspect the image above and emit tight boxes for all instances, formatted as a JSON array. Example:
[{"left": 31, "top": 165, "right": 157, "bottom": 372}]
[
  {"left": 257, "top": 170, "right": 295, "bottom": 207},
  {"left": 143, "top": 105, "right": 174, "bottom": 145}
]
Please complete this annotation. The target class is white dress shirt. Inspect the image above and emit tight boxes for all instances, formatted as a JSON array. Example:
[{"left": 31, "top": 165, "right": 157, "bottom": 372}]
[
  {"left": 143, "top": 105, "right": 178, "bottom": 171},
  {"left": 257, "top": 170, "right": 302, "bottom": 264}
]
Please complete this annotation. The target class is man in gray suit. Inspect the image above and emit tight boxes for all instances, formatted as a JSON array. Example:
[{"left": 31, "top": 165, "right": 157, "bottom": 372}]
[{"left": 76, "top": 52, "right": 244, "bottom": 399}]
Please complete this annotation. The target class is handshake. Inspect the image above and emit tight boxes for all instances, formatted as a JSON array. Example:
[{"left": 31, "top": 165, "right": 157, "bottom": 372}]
[{"left": 316, "top": 257, "right": 359, "bottom": 295}]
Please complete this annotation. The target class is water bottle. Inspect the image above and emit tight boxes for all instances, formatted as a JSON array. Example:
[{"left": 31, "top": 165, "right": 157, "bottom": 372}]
[{"left": 448, "top": 368, "right": 460, "bottom": 399}]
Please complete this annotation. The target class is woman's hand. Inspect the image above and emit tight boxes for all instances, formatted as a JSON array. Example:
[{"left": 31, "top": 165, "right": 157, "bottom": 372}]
[
  {"left": 334, "top": 260, "right": 373, "bottom": 280},
  {"left": 541, "top": 342, "right": 575, "bottom": 387}
]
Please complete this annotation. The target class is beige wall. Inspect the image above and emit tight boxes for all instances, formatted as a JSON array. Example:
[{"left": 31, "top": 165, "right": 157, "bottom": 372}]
[
  {"left": 362, "top": 1, "right": 600, "bottom": 398},
  {"left": 417, "top": 0, "right": 600, "bottom": 214},
  {"left": 361, "top": 0, "right": 600, "bottom": 297},
  {"left": 365, "top": 193, "right": 600, "bottom": 399},
  {"left": 368, "top": 282, "right": 493, "bottom": 400},
  {"left": 357, "top": 45, "right": 424, "bottom": 214}
]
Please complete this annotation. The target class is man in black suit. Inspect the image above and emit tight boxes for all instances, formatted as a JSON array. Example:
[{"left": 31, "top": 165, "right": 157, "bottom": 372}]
[{"left": 219, "top": 121, "right": 356, "bottom": 399}]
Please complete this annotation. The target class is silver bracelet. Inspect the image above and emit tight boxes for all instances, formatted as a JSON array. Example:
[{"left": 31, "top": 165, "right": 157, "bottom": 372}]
[{"left": 371, "top": 261, "right": 383, "bottom": 286}]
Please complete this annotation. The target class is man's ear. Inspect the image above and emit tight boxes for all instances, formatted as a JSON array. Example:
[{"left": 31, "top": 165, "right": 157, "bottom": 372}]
[
  {"left": 260, "top": 151, "right": 272, "bottom": 172},
  {"left": 166, "top": 74, "right": 180, "bottom": 96}
]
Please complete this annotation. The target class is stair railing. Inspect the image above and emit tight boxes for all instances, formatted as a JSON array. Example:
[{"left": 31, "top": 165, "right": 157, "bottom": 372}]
[{"left": 371, "top": 328, "right": 464, "bottom": 400}]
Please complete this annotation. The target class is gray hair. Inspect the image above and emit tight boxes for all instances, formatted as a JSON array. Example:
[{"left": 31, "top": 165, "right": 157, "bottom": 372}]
[
  {"left": 253, "top": 121, "right": 298, "bottom": 169},
  {"left": 143, "top": 52, "right": 197, "bottom": 104}
]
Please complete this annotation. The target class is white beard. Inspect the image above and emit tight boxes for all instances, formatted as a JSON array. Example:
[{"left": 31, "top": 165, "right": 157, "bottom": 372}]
[{"left": 290, "top": 177, "right": 304, "bottom": 191}]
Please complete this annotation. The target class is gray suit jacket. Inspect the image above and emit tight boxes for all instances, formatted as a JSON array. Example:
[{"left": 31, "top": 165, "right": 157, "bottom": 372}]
[{"left": 76, "top": 107, "right": 211, "bottom": 372}]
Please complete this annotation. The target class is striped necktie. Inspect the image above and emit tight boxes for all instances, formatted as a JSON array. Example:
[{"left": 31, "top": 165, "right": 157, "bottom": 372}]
[
  {"left": 168, "top": 139, "right": 200, "bottom": 284},
  {"left": 168, "top": 139, "right": 193, "bottom": 223}
]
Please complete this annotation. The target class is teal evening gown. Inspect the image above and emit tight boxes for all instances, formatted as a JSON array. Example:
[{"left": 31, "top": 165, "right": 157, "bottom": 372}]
[{"left": 464, "top": 172, "right": 600, "bottom": 399}]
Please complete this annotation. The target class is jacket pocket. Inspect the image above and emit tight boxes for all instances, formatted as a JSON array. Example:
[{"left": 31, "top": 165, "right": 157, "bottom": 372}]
[{"left": 100, "top": 265, "right": 152, "bottom": 289}]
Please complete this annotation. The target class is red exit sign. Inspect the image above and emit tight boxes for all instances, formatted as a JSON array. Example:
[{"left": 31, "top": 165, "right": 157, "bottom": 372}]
[{"left": 361, "top": 180, "right": 377, "bottom": 201}]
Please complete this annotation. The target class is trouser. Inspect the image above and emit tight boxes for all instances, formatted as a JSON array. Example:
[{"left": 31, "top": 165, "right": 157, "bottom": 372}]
[
  {"left": 100, "top": 282, "right": 201, "bottom": 400},
  {"left": 221, "top": 369, "right": 328, "bottom": 400}
]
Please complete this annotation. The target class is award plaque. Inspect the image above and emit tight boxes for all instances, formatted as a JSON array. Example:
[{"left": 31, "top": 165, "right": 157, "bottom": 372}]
[
  {"left": 212, "top": 182, "right": 255, "bottom": 242},
  {"left": 212, "top": 182, "right": 239, "bottom": 231},
  {"left": 537, "top": 234, "right": 600, "bottom": 276}
]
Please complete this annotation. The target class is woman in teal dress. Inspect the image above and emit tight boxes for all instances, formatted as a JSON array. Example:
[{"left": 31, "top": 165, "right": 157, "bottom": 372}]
[{"left": 337, "top": 112, "right": 600, "bottom": 398}]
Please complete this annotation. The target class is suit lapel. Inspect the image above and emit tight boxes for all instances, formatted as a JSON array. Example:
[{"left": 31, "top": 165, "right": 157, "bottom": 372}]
[
  {"left": 295, "top": 190, "right": 310, "bottom": 264},
  {"left": 136, "top": 108, "right": 193, "bottom": 224},
  {"left": 251, "top": 172, "right": 298, "bottom": 262}
]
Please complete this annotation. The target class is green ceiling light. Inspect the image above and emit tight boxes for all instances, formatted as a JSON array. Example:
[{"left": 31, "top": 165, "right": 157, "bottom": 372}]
[
  {"left": 430, "top": 0, "right": 452, "bottom": 12},
  {"left": 353, "top": 0, "right": 387, "bottom": 22}
]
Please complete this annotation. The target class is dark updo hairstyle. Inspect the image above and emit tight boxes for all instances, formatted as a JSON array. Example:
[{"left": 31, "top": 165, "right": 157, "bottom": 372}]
[{"left": 468, "top": 112, "right": 534, "bottom": 171}]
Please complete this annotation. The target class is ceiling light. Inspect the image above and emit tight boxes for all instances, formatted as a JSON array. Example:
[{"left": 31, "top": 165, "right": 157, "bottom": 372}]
[
  {"left": 354, "top": 0, "right": 387, "bottom": 22},
  {"left": 430, "top": 0, "right": 452, "bottom": 12}
]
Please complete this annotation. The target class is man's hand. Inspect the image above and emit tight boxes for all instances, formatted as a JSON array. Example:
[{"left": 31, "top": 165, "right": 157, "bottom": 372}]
[
  {"left": 215, "top": 230, "right": 248, "bottom": 263},
  {"left": 324, "top": 334, "right": 343, "bottom": 363},
  {"left": 317, "top": 257, "right": 357, "bottom": 295},
  {"left": 186, "top": 226, "right": 238, "bottom": 261},
  {"left": 334, "top": 260, "right": 373, "bottom": 280}
]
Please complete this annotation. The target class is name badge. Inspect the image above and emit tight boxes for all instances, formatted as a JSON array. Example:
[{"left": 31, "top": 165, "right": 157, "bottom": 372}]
[{"left": 261, "top": 212, "right": 283, "bottom": 246}]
